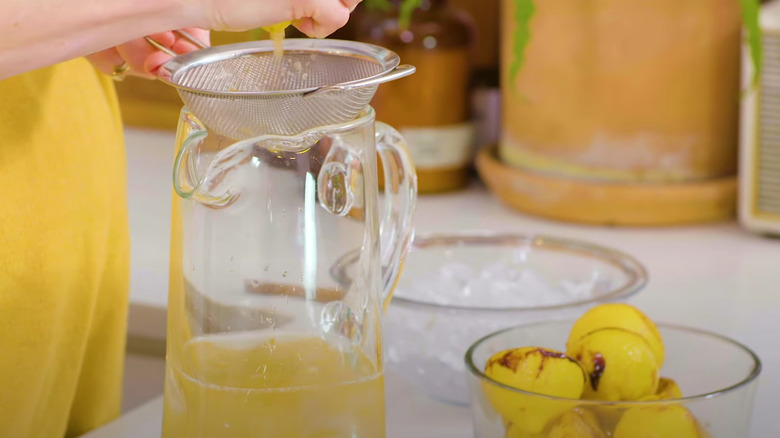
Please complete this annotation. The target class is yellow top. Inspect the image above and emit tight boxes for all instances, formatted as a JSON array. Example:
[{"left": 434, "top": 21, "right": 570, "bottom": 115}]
[{"left": 0, "top": 58, "right": 130, "bottom": 437}]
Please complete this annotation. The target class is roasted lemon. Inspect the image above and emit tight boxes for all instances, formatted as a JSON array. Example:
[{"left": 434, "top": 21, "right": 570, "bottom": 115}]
[
  {"left": 484, "top": 347, "right": 586, "bottom": 436},
  {"left": 567, "top": 303, "right": 665, "bottom": 367},
  {"left": 566, "top": 327, "right": 659, "bottom": 401}
]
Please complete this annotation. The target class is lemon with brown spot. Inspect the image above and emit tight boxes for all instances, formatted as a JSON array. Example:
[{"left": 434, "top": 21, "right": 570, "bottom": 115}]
[
  {"left": 566, "top": 327, "right": 659, "bottom": 401},
  {"left": 613, "top": 405, "right": 710, "bottom": 438},
  {"left": 567, "top": 303, "right": 665, "bottom": 367},
  {"left": 484, "top": 347, "right": 587, "bottom": 436}
]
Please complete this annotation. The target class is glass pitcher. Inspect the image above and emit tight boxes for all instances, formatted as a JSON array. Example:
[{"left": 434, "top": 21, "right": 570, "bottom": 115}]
[{"left": 161, "top": 105, "right": 416, "bottom": 437}]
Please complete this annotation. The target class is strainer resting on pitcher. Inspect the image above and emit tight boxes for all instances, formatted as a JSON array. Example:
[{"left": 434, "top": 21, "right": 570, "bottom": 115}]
[
  {"left": 160, "top": 39, "right": 417, "bottom": 438},
  {"left": 158, "top": 38, "right": 415, "bottom": 139}
]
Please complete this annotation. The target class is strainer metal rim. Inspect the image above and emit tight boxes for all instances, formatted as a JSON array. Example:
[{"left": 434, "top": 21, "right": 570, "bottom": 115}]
[{"left": 157, "top": 38, "right": 401, "bottom": 97}]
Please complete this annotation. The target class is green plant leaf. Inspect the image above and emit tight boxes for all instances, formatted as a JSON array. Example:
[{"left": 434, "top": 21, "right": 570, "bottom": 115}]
[
  {"left": 364, "top": 0, "right": 423, "bottom": 30},
  {"left": 363, "top": 0, "right": 393, "bottom": 12},
  {"left": 509, "top": 0, "right": 536, "bottom": 90},
  {"left": 399, "top": 0, "right": 424, "bottom": 30},
  {"left": 739, "top": 0, "right": 762, "bottom": 88}
]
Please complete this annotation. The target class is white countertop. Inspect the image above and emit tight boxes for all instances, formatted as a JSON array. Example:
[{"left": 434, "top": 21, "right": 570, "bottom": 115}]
[
  {"left": 84, "top": 371, "right": 472, "bottom": 438},
  {"left": 114, "top": 127, "right": 780, "bottom": 438}
]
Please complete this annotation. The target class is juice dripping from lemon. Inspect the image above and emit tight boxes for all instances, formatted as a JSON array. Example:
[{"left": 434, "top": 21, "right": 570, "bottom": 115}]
[{"left": 263, "top": 22, "right": 291, "bottom": 58}]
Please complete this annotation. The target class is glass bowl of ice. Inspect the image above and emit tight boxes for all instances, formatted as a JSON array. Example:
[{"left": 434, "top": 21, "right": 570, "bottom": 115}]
[{"left": 331, "top": 232, "right": 648, "bottom": 405}]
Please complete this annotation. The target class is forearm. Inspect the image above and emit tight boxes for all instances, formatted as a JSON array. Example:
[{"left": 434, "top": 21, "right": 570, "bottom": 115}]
[{"left": 0, "top": 0, "right": 204, "bottom": 79}]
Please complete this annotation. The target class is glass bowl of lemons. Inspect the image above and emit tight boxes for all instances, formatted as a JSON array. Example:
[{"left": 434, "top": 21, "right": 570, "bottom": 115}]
[{"left": 465, "top": 304, "right": 762, "bottom": 438}]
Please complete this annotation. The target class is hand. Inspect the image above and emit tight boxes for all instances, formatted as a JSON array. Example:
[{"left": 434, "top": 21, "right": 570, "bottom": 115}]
[
  {"left": 201, "top": 0, "right": 361, "bottom": 38},
  {"left": 87, "top": 28, "right": 210, "bottom": 80}
]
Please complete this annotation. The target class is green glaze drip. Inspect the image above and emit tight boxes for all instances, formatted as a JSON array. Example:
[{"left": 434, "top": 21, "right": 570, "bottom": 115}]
[
  {"left": 399, "top": 0, "right": 424, "bottom": 30},
  {"left": 740, "top": 0, "right": 763, "bottom": 88},
  {"left": 363, "top": 0, "right": 393, "bottom": 12},
  {"left": 506, "top": 0, "right": 761, "bottom": 92},
  {"left": 509, "top": 0, "right": 536, "bottom": 90}
]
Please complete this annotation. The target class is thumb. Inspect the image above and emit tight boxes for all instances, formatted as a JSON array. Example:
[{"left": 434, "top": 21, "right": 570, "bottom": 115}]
[{"left": 293, "top": 2, "right": 350, "bottom": 38}]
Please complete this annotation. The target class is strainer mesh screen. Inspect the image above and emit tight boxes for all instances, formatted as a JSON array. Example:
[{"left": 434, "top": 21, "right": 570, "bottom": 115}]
[{"left": 171, "top": 50, "right": 385, "bottom": 139}]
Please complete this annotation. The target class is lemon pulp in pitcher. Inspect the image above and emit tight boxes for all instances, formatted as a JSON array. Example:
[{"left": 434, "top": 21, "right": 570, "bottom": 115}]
[{"left": 162, "top": 332, "right": 385, "bottom": 438}]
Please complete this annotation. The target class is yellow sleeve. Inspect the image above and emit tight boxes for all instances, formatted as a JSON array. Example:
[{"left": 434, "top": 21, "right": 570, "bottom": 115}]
[{"left": 0, "top": 58, "right": 130, "bottom": 437}]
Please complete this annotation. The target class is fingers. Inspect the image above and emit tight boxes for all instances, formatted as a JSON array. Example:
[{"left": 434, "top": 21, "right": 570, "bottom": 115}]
[
  {"left": 203, "top": 0, "right": 360, "bottom": 35},
  {"left": 157, "top": 29, "right": 210, "bottom": 74},
  {"left": 342, "top": 0, "right": 362, "bottom": 12},
  {"left": 293, "top": 0, "right": 353, "bottom": 38},
  {"left": 86, "top": 29, "right": 210, "bottom": 80},
  {"left": 117, "top": 29, "right": 210, "bottom": 77},
  {"left": 143, "top": 51, "right": 175, "bottom": 76},
  {"left": 172, "top": 28, "right": 211, "bottom": 53},
  {"left": 116, "top": 32, "right": 175, "bottom": 78},
  {"left": 86, "top": 47, "right": 150, "bottom": 81},
  {"left": 294, "top": 18, "right": 319, "bottom": 38}
]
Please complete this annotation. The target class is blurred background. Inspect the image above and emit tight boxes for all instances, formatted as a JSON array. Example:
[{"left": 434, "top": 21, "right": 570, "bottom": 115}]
[{"left": 116, "top": 0, "right": 779, "bottom": 229}]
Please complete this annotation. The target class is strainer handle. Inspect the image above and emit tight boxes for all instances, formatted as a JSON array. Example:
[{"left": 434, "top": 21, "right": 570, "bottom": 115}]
[
  {"left": 307, "top": 65, "right": 416, "bottom": 95},
  {"left": 376, "top": 122, "right": 418, "bottom": 308}
]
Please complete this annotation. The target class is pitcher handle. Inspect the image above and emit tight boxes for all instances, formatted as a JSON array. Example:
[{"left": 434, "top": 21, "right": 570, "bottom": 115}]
[
  {"left": 376, "top": 122, "right": 418, "bottom": 308},
  {"left": 173, "top": 129, "right": 208, "bottom": 199},
  {"left": 172, "top": 129, "right": 252, "bottom": 208}
]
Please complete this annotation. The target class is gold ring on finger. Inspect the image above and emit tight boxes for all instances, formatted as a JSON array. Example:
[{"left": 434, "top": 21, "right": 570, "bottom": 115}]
[{"left": 111, "top": 61, "right": 130, "bottom": 82}]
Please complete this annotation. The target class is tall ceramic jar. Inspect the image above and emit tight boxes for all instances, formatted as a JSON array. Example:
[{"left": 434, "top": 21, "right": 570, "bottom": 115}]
[{"left": 487, "top": 0, "right": 744, "bottom": 225}]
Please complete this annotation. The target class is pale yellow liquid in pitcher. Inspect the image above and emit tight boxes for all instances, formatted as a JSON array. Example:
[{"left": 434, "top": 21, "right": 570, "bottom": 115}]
[{"left": 162, "top": 333, "right": 385, "bottom": 438}]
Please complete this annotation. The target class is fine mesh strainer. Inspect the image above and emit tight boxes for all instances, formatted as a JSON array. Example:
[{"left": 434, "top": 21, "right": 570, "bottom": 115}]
[{"left": 158, "top": 39, "right": 415, "bottom": 140}]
